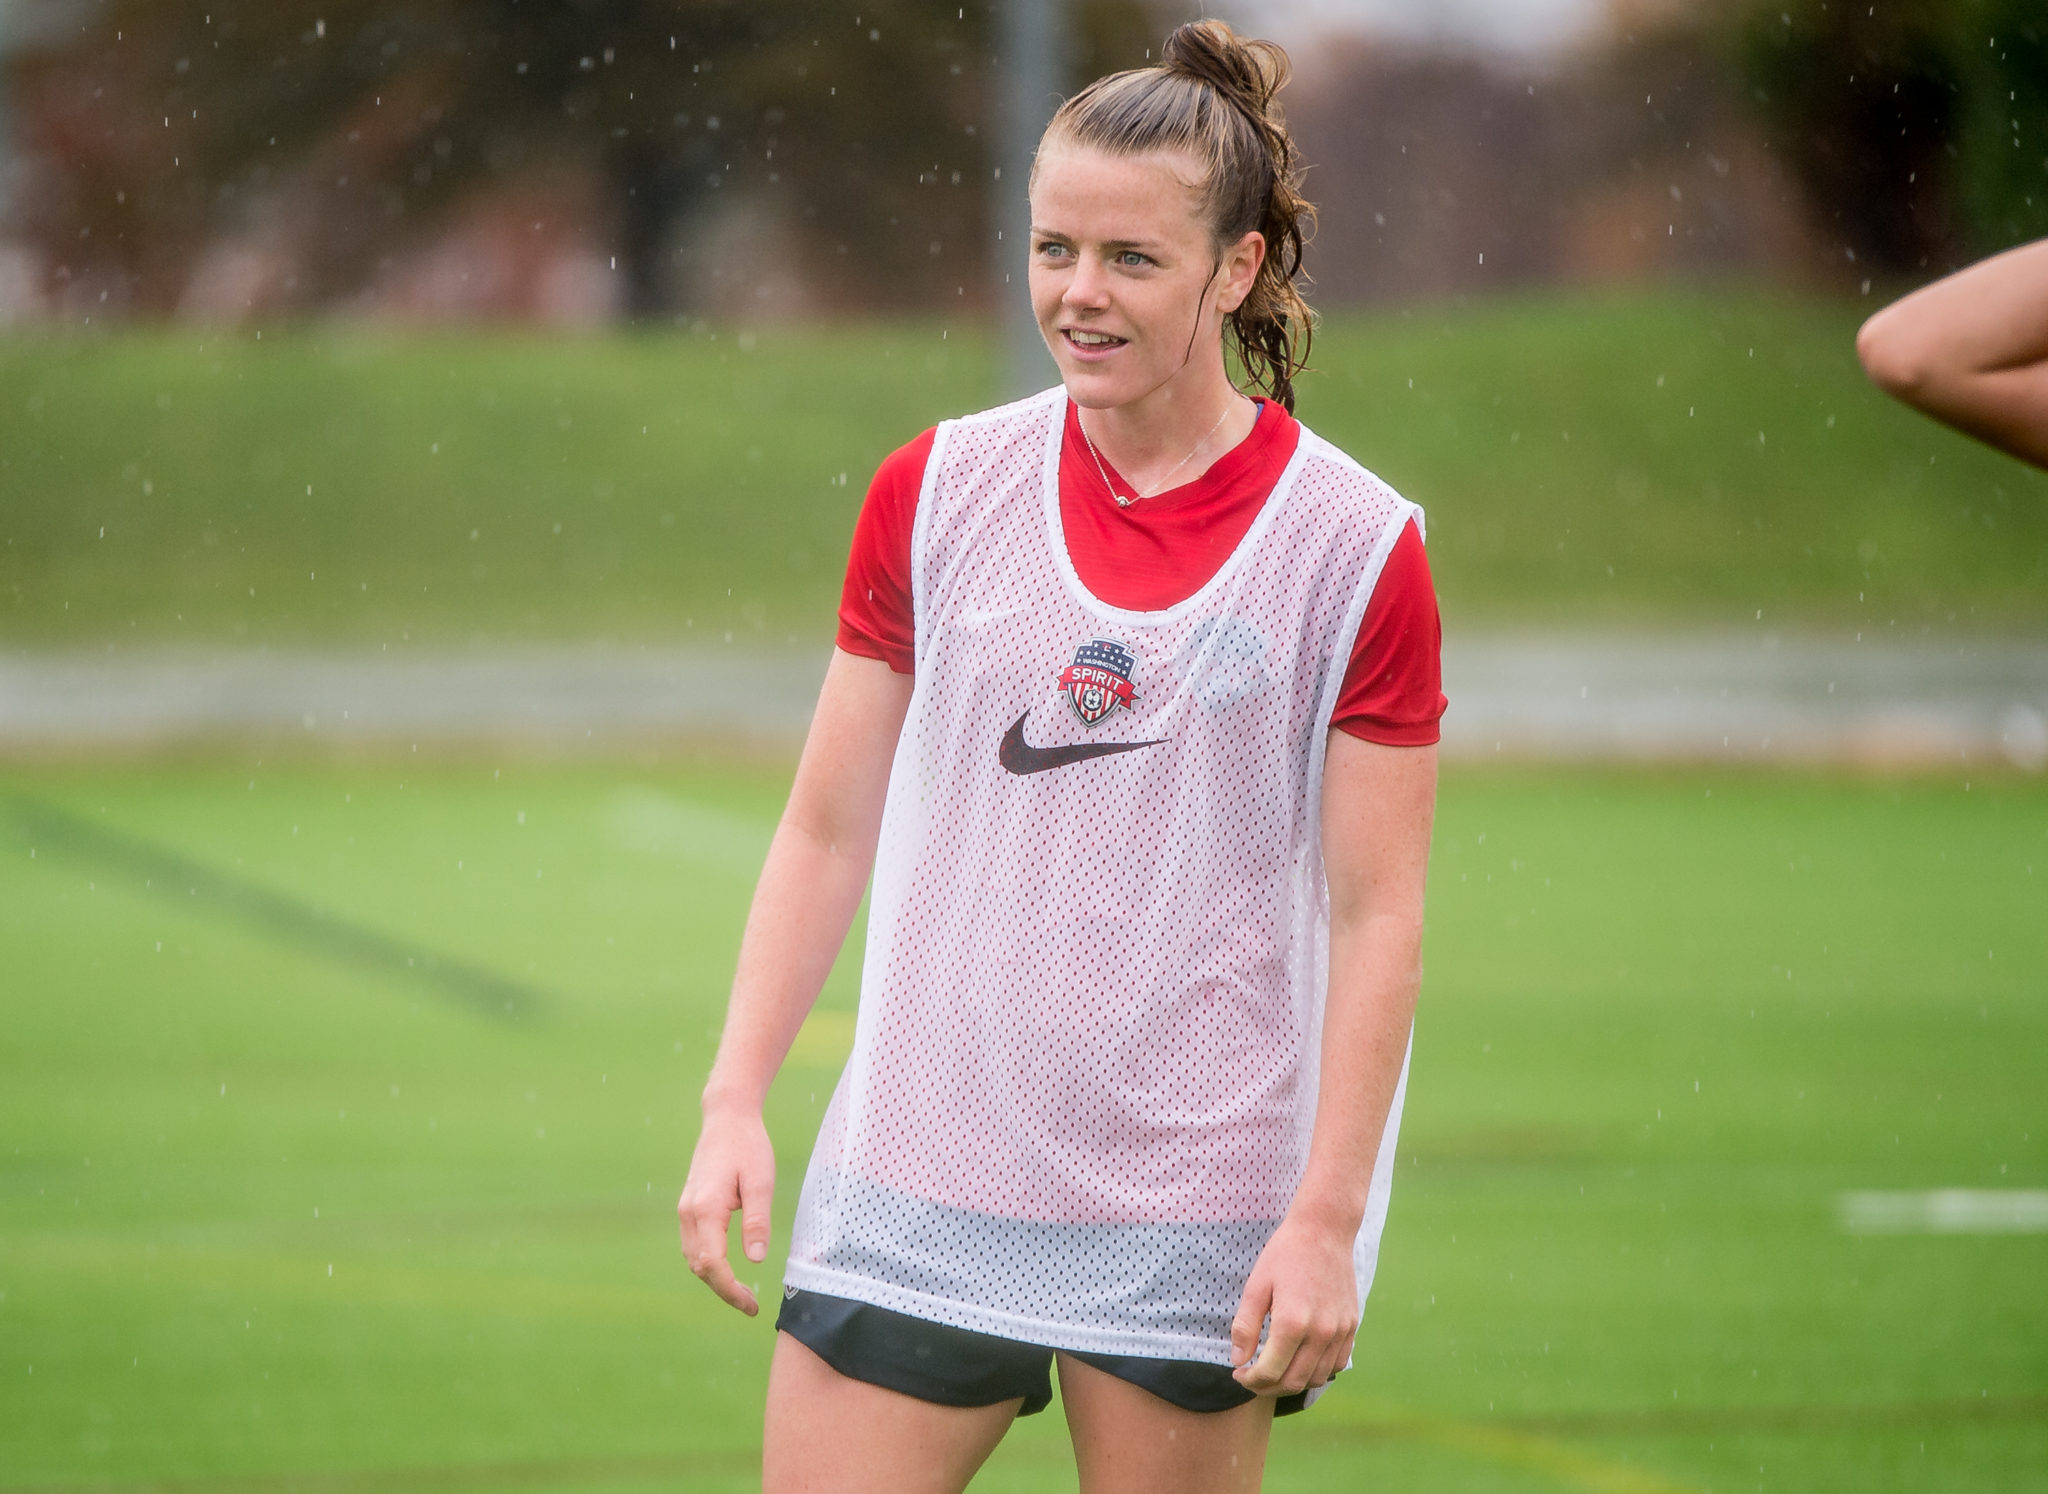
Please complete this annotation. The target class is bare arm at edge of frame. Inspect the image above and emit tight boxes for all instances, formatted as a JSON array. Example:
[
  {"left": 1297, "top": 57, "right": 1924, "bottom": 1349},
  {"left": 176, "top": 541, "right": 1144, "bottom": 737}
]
[
  {"left": 678, "top": 648, "right": 913, "bottom": 1315},
  {"left": 1232, "top": 733, "right": 1436, "bottom": 1398},
  {"left": 1856, "top": 237, "right": 2048, "bottom": 472}
]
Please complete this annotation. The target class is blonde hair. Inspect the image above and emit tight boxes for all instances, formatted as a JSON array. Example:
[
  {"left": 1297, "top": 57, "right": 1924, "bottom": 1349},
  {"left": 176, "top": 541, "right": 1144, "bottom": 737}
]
[{"left": 1039, "top": 19, "right": 1316, "bottom": 411}]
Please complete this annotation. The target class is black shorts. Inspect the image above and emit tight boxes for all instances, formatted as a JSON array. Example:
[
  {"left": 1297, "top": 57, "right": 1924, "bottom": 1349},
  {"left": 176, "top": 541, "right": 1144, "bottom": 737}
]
[{"left": 776, "top": 1288, "right": 1318, "bottom": 1418}]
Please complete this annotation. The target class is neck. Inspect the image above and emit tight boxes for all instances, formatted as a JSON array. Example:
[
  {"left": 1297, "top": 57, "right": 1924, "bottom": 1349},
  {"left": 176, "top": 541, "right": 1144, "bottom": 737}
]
[{"left": 1078, "top": 362, "right": 1256, "bottom": 495}]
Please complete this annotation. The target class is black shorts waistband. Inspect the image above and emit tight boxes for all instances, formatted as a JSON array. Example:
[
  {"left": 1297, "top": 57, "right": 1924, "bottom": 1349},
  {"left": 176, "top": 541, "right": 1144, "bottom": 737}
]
[{"left": 776, "top": 1288, "right": 1319, "bottom": 1418}]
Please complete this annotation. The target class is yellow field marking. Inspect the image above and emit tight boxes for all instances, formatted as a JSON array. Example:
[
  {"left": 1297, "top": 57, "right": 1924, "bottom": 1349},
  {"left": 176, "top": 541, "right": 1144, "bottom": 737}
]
[{"left": 1316, "top": 1399, "right": 1703, "bottom": 1494}]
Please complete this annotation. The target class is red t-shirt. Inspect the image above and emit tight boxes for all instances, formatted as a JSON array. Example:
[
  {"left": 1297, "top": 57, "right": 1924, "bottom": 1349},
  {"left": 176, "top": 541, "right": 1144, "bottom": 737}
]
[{"left": 837, "top": 399, "right": 1446, "bottom": 745}]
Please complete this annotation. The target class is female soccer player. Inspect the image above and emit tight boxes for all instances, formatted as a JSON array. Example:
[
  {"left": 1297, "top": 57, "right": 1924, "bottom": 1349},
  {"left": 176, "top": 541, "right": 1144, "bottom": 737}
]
[{"left": 679, "top": 21, "right": 1443, "bottom": 1492}]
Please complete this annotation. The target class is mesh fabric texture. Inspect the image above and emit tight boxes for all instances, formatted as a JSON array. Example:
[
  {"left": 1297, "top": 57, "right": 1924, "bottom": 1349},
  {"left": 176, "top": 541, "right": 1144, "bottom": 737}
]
[{"left": 786, "top": 388, "right": 1418, "bottom": 1368}]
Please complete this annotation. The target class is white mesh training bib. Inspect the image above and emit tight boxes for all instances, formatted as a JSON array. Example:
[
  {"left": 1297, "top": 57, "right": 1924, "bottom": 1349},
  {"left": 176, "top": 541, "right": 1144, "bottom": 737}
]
[{"left": 786, "top": 388, "right": 1420, "bottom": 1367}]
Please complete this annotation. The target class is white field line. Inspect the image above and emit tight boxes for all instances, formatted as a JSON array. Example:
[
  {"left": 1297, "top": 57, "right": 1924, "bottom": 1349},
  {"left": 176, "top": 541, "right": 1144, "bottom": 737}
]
[{"left": 1838, "top": 1189, "right": 2048, "bottom": 1235}]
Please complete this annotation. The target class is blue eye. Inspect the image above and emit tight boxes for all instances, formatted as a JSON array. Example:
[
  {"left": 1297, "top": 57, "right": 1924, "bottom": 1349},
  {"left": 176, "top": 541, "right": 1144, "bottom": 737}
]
[{"left": 1117, "top": 251, "right": 1149, "bottom": 268}]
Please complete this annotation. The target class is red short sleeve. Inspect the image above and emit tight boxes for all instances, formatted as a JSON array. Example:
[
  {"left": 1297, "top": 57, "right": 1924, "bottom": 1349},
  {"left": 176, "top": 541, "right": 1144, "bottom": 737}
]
[
  {"left": 835, "top": 429, "right": 936, "bottom": 673},
  {"left": 1330, "top": 519, "right": 1447, "bottom": 746}
]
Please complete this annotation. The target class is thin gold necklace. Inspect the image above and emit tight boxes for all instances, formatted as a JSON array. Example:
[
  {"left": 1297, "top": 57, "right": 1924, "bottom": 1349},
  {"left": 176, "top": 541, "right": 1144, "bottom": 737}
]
[{"left": 1079, "top": 400, "right": 1239, "bottom": 509}]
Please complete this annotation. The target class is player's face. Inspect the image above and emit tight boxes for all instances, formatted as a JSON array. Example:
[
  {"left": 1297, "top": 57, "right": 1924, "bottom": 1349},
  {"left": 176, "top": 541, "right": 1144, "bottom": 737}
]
[{"left": 1028, "top": 145, "right": 1252, "bottom": 412}]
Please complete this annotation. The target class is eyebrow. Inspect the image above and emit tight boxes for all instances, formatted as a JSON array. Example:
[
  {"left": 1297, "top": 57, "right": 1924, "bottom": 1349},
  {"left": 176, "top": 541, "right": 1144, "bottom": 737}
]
[{"left": 1029, "top": 227, "right": 1164, "bottom": 253}]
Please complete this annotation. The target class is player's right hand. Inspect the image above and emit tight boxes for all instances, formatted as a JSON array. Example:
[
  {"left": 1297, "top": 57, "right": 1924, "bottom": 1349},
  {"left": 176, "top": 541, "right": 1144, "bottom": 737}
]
[{"left": 677, "top": 1107, "right": 776, "bottom": 1315}]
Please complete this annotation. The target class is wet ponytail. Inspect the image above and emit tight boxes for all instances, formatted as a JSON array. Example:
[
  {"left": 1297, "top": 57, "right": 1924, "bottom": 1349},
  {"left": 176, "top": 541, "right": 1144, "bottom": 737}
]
[{"left": 1041, "top": 19, "right": 1316, "bottom": 410}]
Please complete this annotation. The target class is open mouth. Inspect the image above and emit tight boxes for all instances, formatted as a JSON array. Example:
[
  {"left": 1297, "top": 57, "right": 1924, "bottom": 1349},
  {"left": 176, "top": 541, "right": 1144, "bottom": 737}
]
[{"left": 1062, "top": 328, "right": 1128, "bottom": 351}]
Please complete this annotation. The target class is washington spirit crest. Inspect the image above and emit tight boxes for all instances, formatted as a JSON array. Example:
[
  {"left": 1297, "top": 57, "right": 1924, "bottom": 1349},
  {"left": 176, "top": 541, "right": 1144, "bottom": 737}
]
[{"left": 1058, "top": 638, "right": 1138, "bottom": 727}]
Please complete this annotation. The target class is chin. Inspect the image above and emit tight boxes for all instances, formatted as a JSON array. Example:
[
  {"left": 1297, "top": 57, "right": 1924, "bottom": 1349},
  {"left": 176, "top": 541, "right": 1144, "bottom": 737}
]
[
  {"left": 1061, "top": 380, "right": 1123, "bottom": 410},
  {"left": 1054, "top": 362, "right": 1139, "bottom": 410}
]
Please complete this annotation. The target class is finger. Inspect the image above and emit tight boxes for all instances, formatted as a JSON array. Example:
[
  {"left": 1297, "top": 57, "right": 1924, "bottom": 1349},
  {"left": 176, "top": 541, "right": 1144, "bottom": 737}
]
[
  {"left": 1319, "top": 1328, "right": 1357, "bottom": 1386},
  {"left": 1283, "top": 1318, "right": 1346, "bottom": 1395},
  {"left": 1302, "top": 1328, "right": 1351, "bottom": 1401},
  {"left": 1301, "top": 1333, "right": 1349, "bottom": 1396},
  {"left": 739, "top": 1160, "right": 774, "bottom": 1265},
  {"left": 686, "top": 1220, "right": 761, "bottom": 1316},
  {"left": 697, "top": 1254, "right": 762, "bottom": 1316},
  {"left": 676, "top": 1187, "right": 728, "bottom": 1264},
  {"left": 1229, "top": 1273, "right": 1273, "bottom": 1369},
  {"left": 1236, "top": 1312, "right": 1306, "bottom": 1394},
  {"left": 680, "top": 1190, "right": 760, "bottom": 1317},
  {"left": 676, "top": 1191, "right": 698, "bottom": 1256}
]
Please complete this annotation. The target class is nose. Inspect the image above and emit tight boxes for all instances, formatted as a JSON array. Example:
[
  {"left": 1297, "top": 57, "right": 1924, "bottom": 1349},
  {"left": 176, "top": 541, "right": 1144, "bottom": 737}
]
[{"left": 1063, "top": 253, "right": 1111, "bottom": 312}]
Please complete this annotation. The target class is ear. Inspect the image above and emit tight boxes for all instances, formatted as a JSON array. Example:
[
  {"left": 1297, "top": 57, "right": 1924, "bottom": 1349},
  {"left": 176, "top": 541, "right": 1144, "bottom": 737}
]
[{"left": 1215, "top": 230, "right": 1267, "bottom": 316}]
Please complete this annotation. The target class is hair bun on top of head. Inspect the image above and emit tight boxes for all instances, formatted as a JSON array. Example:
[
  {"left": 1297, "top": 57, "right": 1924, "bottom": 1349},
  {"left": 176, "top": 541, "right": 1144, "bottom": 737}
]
[{"left": 1159, "top": 18, "right": 1290, "bottom": 122}]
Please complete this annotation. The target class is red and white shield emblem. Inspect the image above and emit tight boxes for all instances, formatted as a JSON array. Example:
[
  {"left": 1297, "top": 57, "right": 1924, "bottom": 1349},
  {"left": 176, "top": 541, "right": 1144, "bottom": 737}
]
[{"left": 1057, "top": 638, "right": 1138, "bottom": 728}]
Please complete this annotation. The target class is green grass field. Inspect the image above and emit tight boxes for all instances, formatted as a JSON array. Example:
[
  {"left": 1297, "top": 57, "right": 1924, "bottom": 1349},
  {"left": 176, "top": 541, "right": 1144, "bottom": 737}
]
[
  {"left": 4, "top": 761, "right": 2043, "bottom": 1492},
  {"left": 5, "top": 287, "right": 2047, "bottom": 648}
]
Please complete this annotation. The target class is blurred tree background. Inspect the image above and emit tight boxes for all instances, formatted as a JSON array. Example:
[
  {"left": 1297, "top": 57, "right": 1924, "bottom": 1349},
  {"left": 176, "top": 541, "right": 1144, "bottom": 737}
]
[
  {"left": 1, "top": 0, "right": 2042, "bottom": 325},
  {"left": 0, "top": 0, "right": 1152, "bottom": 321},
  {"left": 1726, "top": 0, "right": 2048, "bottom": 278}
]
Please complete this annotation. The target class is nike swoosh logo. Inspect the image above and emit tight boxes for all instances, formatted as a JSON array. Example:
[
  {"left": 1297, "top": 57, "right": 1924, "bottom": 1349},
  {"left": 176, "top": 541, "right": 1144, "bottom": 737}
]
[{"left": 999, "top": 713, "right": 1165, "bottom": 775}]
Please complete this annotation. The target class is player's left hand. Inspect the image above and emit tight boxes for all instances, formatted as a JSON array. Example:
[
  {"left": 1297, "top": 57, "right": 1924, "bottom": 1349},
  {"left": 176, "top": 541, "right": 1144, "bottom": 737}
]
[{"left": 1228, "top": 1207, "right": 1359, "bottom": 1398}]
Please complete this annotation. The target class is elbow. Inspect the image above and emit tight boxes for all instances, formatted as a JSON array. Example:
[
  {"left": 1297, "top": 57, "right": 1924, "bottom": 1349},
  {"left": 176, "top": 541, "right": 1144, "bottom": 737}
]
[
  {"left": 1330, "top": 901, "right": 1427, "bottom": 965},
  {"left": 1856, "top": 311, "right": 1935, "bottom": 398}
]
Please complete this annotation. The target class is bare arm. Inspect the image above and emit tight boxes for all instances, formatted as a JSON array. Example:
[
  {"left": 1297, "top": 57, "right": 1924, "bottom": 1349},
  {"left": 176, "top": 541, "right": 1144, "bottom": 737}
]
[
  {"left": 1233, "top": 733, "right": 1436, "bottom": 1397},
  {"left": 1856, "top": 237, "right": 2048, "bottom": 471},
  {"left": 677, "top": 648, "right": 913, "bottom": 1314}
]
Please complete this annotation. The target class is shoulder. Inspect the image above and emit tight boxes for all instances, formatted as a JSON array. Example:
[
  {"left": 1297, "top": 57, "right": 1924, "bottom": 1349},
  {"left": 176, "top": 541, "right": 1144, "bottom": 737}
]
[
  {"left": 947, "top": 385, "right": 1066, "bottom": 430},
  {"left": 1290, "top": 422, "right": 1412, "bottom": 504},
  {"left": 1286, "top": 420, "right": 1426, "bottom": 540},
  {"left": 851, "top": 428, "right": 943, "bottom": 565},
  {"left": 930, "top": 387, "right": 1066, "bottom": 457},
  {"left": 917, "top": 389, "right": 1066, "bottom": 519},
  {"left": 872, "top": 427, "right": 940, "bottom": 496}
]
